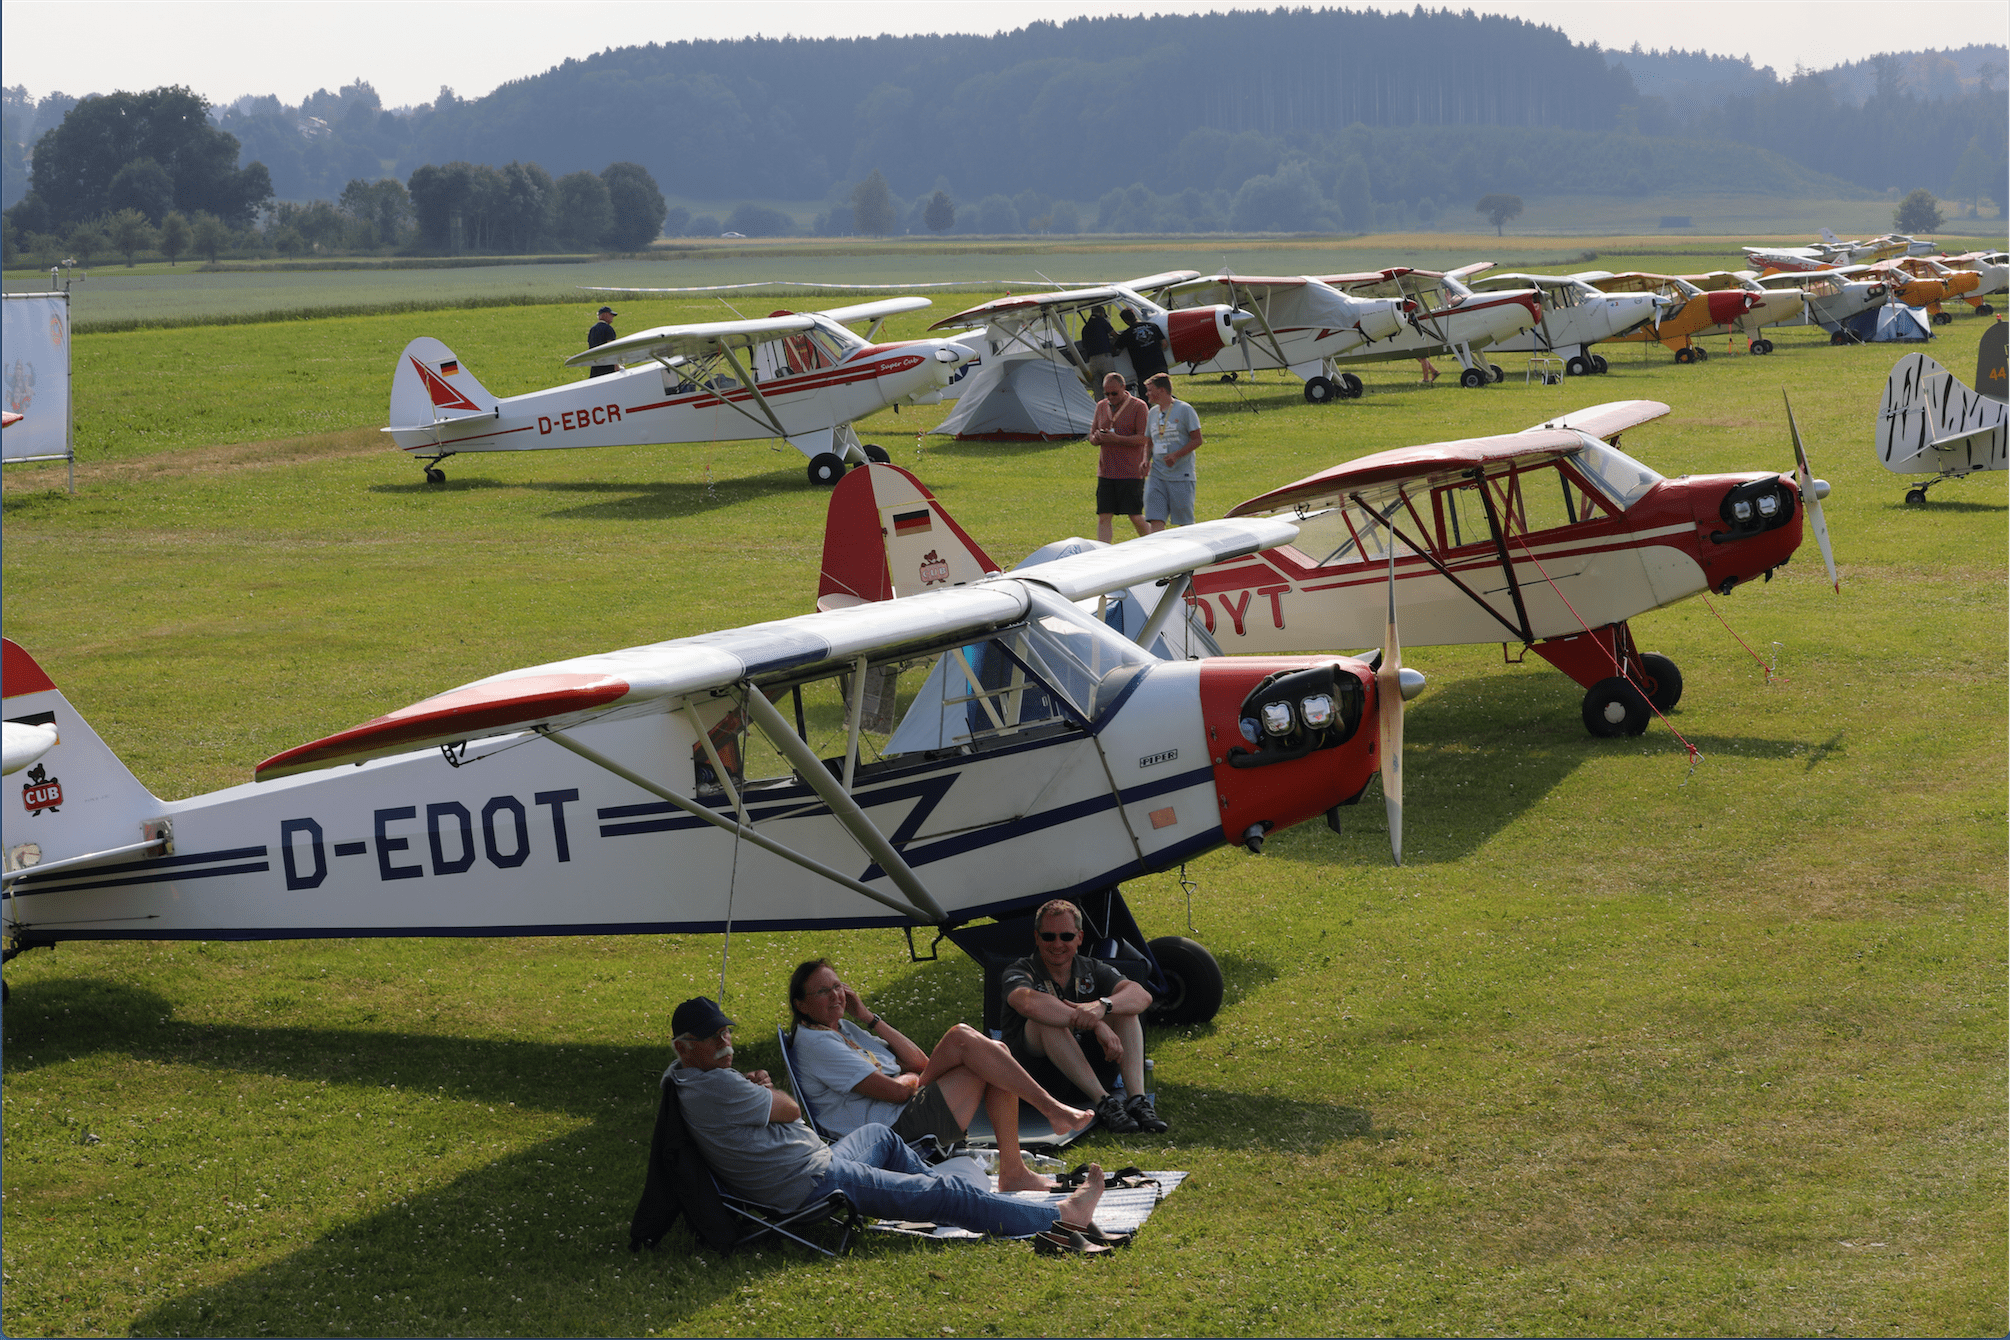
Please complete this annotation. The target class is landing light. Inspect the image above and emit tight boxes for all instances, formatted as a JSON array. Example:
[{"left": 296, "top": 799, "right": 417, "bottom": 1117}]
[
  {"left": 1299, "top": 694, "right": 1336, "bottom": 729},
  {"left": 1756, "top": 494, "right": 1780, "bottom": 517},
  {"left": 1732, "top": 499, "right": 1754, "bottom": 521},
  {"left": 1260, "top": 701, "right": 1296, "bottom": 736}
]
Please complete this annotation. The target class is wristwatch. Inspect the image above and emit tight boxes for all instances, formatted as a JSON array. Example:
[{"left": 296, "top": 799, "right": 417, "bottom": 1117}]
[{"left": 1099, "top": 996, "right": 1114, "bottom": 1014}]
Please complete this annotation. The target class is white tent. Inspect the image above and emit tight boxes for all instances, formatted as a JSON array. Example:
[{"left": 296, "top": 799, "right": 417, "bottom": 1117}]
[{"left": 929, "top": 354, "right": 1098, "bottom": 441}]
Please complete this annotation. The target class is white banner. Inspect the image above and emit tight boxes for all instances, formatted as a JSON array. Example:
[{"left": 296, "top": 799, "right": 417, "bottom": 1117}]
[{"left": 2, "top": 292, "right": 72, "bottom": 462}]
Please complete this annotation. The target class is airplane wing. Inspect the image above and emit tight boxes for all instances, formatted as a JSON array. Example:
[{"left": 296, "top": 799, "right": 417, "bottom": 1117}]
[
  {"left": 808, "top": 296, "right": 932, "bottom": 327},
  {"left": 561, "top": 313, "right": 823, "bottom": 367},
  {"left": 927, "top": 287, "right": 1130, "bottom": 331},
  {"left": 1226, "top": 430, "right": 1592, "bottom": 517},
  {"left": 1163, "top": 274, "right": 1314, "bottom": 304},
  {"left": 1526, "top": 400, "right": 1673, "bottom": 441},
  {"left": 254, "top": 517, "right": 1292, "bottom": 781}
]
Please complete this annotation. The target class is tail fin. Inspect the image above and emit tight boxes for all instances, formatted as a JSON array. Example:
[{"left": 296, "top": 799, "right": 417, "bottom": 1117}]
[
  {"left": 389, "top": 337, "right": 500, "bottom": 429},
  {"left": 1820, "top": 227, "right": 1841, "bottom": 246},
  {"left": 3, "top": 640, "right": 165, "bottom": 879},
  {"left": 817, "top": 464, "right": 998, "bottom": 610},
  {"left": 1876, "top": 352, "right": 2010, "bottom": 476}
]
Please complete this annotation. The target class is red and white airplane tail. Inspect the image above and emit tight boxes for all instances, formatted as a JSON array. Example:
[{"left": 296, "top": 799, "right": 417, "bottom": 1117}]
[
  {"left": 2, "top": 640, "right": 167, "bottom": 881},
  {"left": 388, "top": 337, "right": 502, "bottom": 430},
  {"left": 817, "top": 463, "right": 999, "bottom": 610}
]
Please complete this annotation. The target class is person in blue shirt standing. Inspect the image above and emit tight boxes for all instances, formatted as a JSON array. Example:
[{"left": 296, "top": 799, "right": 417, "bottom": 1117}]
[{"left": 1142, "top": 373, "right": 1202, "bottom": 533}]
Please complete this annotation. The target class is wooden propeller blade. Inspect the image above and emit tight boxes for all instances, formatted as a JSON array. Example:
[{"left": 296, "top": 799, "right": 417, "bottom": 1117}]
[
  {"left": 1374, "top": 540, "right": 1404, "bottom": 866},
  {"left": 1783, "top": 389, "right": 1839, "bottom": 593}
]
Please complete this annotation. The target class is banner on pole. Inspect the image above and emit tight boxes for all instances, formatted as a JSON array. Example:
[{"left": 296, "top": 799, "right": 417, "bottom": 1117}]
[{"left": 2, "top": 292, "right": 73, "bottom": 463}]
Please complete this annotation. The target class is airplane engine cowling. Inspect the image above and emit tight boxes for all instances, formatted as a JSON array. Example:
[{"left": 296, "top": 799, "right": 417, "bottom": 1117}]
[
  {"left": 1357, "top": 300, "right": 1406, "bottom": 342},
  {"left": 1705, "top": 290, "right": 1754, "bottom": 324},
  {"left": 1199, "top": 656, "right": 1380, "bottom": 844},
  {"left": 1166, "top": 307, "right": 1234, "bottom": 365}
]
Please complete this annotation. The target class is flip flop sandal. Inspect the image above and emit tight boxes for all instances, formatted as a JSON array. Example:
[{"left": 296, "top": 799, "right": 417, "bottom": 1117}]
[
  {"left": 1054, "top": 1217, "right": 1133, "bottom": 1248},
  {"left": 1033, "top": 1226, "right": 1112, "bottom": 1257},
  {"left": 1051, "top": 1164, "right": 1094, "bottom": 1190},
  {"left": 1105, "top": 1166, "right": 1160, "bottom": 1190},
  {"left": 875, "top": 1220, "right": 940, "bottom": 1234}
]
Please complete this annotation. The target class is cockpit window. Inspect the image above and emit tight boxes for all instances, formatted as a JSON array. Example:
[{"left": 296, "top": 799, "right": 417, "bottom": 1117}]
[{"left": 1572, "top": 439, "right": 1663, "bottom": 509}]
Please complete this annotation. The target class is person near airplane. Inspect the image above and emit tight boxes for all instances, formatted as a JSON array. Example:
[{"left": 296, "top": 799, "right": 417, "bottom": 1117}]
[
  {"left": 1114, "top": 307, "right": 1169, "bottom": 391},
  {"left": 786, "top": 959, "right": 1095, "bottom": 1192},
  {"left": 585, "top": 305, "right": 620, "bottom": 378},
  {"left": 1143, "top": 373, "right": 1202, "bottom": 533},
  {"left": 1088, "top": 372, "right": 1151, "bottom": 543}
]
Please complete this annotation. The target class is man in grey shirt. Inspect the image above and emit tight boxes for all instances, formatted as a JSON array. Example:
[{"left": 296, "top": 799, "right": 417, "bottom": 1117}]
[
  {"left": 1142, "top": 373, "right": 1202, "bottom": 532},
  {"left": 667, "top": 997, "right": 1110, "bottom": 1239}
]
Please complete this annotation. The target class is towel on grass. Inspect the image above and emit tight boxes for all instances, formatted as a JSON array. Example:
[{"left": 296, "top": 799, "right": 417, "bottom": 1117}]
[{"left": 868, "top": 1170, "right": 1186, "bottom": 1241}]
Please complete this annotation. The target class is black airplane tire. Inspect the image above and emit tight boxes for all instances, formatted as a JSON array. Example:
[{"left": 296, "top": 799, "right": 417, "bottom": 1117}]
[
  {"left": 1674, "top": 347, "right": 1695, "bottom": 365},
  {"left": 1591, "top": 354, "right": 1609, "bottom": 373},
  {"left": 1488, "top": 362, "right": 1506, "bottom": 383},
  {"left": 1830, "top": 330, "right": 1850, "bottom": 345},
  {"left": 1697, "top": 347, "right": 1710, "bottom": 361},
  {"left": 1143, "top": 936, "right": 1225, "bottom": 1025},
  {"left": 863, "top": 443, "right": 891, "bottom": 463},
  {"left": 1459, "top": 366, "right": 1488, "bottom": 388},
  {"left": 1582, "top": 677, "right": 1651, "bottom": 737},
  {"left": 807, "top": 452, "right": 847, "bottom": 486},
  {"left": 1638, "top": 654, "right": 1683, "bottom": 713},
  {"left": 1339, "top": 372, "right": 1364, "bottom": 398},
  {"left": 1303, "top": 375, "right": 1337, "bottom": 404},
  {"left": 424, "top": 467, "right": 446, "bottom": 485},
  {"left": 1977, "top": 304, "right": 1995, "bottom": 316},
  {"left": 1565, "top": 355, "right": 1590, "bottom": 376},
  {"left": 1753, "top": 339, "right": 1774, "bottom": 355},
  {"left": 1905, "top": 486, "right": 1929, "bottom": 506}
]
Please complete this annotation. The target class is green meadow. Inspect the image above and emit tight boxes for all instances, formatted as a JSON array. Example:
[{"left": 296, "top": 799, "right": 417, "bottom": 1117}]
[{"left": 1, "top": 261, "right": 2003, "bottom": 1337}]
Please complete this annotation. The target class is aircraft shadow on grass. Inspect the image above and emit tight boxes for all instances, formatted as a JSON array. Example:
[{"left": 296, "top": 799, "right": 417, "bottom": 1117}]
[
  {"left": 15, "top": 969, "right": 1383, "bottom": 1328},
  {"left": 365, "top": 471, "right": 816, "bottom": 522}
]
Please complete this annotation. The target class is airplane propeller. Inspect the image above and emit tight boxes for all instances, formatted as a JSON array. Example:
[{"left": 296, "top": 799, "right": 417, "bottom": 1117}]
[
  {"left": 1374, "top": 537, "right": 1405, "bottom": 865},
  {"left": 1782, "top": 390, "right": 1839, "bottom": 594}
]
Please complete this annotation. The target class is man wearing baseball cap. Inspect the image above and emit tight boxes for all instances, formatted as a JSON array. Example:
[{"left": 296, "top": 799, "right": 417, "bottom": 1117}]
[
  {"left": 667, "top": 996, "right": 1109, "bottom": 1241},
  {"left": 586, "top": 305, "right": 620, "bottom": 377}
]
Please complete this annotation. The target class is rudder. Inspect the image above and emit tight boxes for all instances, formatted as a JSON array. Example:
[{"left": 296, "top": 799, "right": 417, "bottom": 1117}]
[
  {"left": 389, "top": 337, "right": 499, "bottom": 432},
  {"left": 817, "top": 464, "right": 997, "bottom": 609}
]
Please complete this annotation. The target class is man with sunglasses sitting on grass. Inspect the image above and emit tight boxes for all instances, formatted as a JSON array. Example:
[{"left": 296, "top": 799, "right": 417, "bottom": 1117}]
[{"left": 1001, "top": 899, "right": 1167, "bottom": 1135}]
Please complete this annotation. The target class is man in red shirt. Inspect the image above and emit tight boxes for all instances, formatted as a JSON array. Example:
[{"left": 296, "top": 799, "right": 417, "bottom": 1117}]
[{"left": 1087, "top": 372, "right": 1150, "bottom": 543}]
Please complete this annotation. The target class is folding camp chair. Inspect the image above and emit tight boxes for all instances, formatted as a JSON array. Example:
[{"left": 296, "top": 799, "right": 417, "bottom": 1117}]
[{"left": 711, "top": 1169, "right": 863, "bottom": 1258}]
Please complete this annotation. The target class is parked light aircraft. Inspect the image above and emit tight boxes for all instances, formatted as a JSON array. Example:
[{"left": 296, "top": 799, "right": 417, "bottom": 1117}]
[
  {"left": 1466, "top": 272, "right": 1663, "bottom": 375},
  {"left": 1934, "top": 251, "right": 2005, "bottom": 315},
  {"left": 383, "top": 298, "right": 972, "bottom": 487},
  {"left": 1151, "top": 273, "right": 1414, "bottom": 402},
  {"left": 1744, "top": 230, "right": 1929, "bottom": 273},
  {"left": 1875, "top": 256, "right": 1983, "bottom": 324},
  {"left": 1751, "top": 269, "right": 1890, "bottom": 342},
  {"left": 1313, "top": 267, "right": 1544, "bottom": 388},
  {"left": 1676, "top": 272, "right": 1809, "bottom": 354},
  {"left": 1876, "top": 345, "right": 2008, "bottom": 503},
  {"left": 2, "top": 520, "right": 1421, "bottom": 1011},
  {"left": 922, "top": 273, "right": 1250, "bottom": 437},
  {"left": 1574, "top": 272, "right": 1763, "bottom": 364},
  {"left": 823, "top": 405, "right": 1835, "bottom": 739}
]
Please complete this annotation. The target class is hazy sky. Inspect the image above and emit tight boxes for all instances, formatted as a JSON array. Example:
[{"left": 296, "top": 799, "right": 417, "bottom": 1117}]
[{"left": 3, "top": 0, "right": 2002, "bottom": 109}]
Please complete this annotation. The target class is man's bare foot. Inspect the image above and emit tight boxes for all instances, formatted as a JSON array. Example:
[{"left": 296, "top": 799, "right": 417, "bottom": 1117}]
[
  {"left": 997, "top": 1163, "right": 1055, "bottom": 1193},
  {"left": 1053, "top": 1163, "right": 1105, "bottom": 1224},
  {"left": 1050, "top": 1104, "right": 1096, "bottom": 1140}
]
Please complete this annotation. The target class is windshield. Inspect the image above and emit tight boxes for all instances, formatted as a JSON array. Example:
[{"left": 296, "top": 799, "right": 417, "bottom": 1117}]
[{"left": 1573, "top": 438, "right": 1663, "bottom": 510}]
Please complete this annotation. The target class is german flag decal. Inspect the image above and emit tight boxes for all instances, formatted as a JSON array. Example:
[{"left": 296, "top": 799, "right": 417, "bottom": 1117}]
[{"left": 892, "top": 508, "right": 932, "bottom": 537}]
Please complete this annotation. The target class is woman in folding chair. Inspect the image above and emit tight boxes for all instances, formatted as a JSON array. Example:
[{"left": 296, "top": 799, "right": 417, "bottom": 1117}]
[{"left": 788, "top": 960, "right": 1095, "bottom": 1192}]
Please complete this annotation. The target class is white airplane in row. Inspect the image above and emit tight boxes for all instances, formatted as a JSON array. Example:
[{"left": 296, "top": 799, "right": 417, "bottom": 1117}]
[
  {"left": 384, "top": 298, "right": 972, "bottom": 487},
  {"left": 1467, "top": 272, "right": 1664, "bottom": 376},
  {"left": 1153, "top": 272, "right": 1413, "bottom": 402},
  {"left": 1311, "top": 267, "right": 1544, "bottom": 389},
  {"left": 1744, "top": 229, "right": 1932, "bottom": 273},
  {"left": 2, "top": 520, "right": 1420, "bottom": 1015}
]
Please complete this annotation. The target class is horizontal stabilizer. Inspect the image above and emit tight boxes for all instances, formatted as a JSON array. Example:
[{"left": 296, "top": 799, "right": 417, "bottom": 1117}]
[{"left": 1876, "top": 352, "right": 2009, "bottom": 478}]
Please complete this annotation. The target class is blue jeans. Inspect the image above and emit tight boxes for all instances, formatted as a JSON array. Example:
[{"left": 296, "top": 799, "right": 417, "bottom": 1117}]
[{"left": 802, "top": 1123, "right": 1056, "bottom": 1238}]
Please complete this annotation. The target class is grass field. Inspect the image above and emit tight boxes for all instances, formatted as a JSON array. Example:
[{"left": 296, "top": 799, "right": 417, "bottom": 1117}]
[{"left": 1, "top": 277, "right": 2004, "bottom": 1336}]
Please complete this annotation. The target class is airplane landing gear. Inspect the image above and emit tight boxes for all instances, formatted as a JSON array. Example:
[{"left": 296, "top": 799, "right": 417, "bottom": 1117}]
[
  {"left": 1637, "top": 653, "right": 1683, "bottom": 713},
  {"left": 807, "top": 452, "right": 846, "bottom": 486},
  {"left": 1581, "top": 677, "right": 1650, "bottom": 737},
  {"left": 1338, "top": 372, "right": 1364, "bottom": 398},
  {"left": 1487, "top": 362, "right": 1505, "bottom": 383},
  {"left": 1674, "top": 347, "right": 1697, "bottom": 364},
  {"left": 1931, "top": 311, "right": 1954, "bottom": 326},
  {"left": 424, "top": 466, "right": 446, "bottom": 485},
  {"left": 1905, "top": 483, "right": 1934, "bottom": 506},
  {"left": 1458, "top": 366, "right": 1488, "bottom": 388},
  {"left": 1565, "top": 355, "right": 1591, "bottom": 376},
  {"left": 1751, "top": 338, "right": 1775, "bottom": 355},
  {"left": 1591, "top": 354, "right": 1609, "bottom": 373},
  {"left": 1977, "top": 303, "right": 1996, "bottom": 316},
  {"left": 1142, "top": 936, "right": 1224, "bottom": 1025},
  {"left": 862, "top": 443, "right": 891, "bottom": 464},
  {"left": 1303, "top": 375, "right": 1337, "bottom": 404}
]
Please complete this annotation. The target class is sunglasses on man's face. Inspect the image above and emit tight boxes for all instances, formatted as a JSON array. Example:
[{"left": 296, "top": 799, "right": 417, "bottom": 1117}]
[{"left": 1039, "top": 930, "right": 1078, "bottom": 942}]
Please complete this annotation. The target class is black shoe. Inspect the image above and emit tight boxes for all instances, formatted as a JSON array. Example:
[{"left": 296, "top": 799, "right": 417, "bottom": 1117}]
[
  {"left": 1126, "top": 1094, "right": 1168, "bottom": 1134},
  {"left": 1094, "top": 1093, "right": 1139, "bottom": 1134}
]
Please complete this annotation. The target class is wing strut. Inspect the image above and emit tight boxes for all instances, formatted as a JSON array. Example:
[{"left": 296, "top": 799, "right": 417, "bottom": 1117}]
[
  {"left": 1349, "top": 493, "right": 1531, "bottom": 644},
  {"left": 713, "top": 341, "right": 794, "bottom": 440},
  {"left": 537, "top": 726, "right": 943, "bottom": 924},
  {"left": 1134, "top": 572, "right": 1193, "bottom": 651},
  {"left": 1470, "top": 467, "right": 1537, "bottom": 643},
  {"left": 738, "top": 684, "right": 948, "bottom": 924}
]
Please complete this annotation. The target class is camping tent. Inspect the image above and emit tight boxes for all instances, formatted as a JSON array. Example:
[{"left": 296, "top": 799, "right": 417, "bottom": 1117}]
[
  {"left": 1840, "top": 303, "right": 1934, "bottom": 343},
  {"left": 929, "top": 354, "right": 1098, "bottom": 441}
]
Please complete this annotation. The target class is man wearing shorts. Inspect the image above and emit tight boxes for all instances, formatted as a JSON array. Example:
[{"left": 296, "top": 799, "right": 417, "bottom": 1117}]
[
  {"left": 1087, "top": 372, "right": 1149, "bottom": 543},
  {"left": 1143, "top": 373, "right": 1202, "bottom": 532}
]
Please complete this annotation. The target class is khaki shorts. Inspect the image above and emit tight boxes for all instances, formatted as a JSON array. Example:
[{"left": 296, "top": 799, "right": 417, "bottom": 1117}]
[{"left": 888, "top": 1082, "right": 964, "bottom": 1147}]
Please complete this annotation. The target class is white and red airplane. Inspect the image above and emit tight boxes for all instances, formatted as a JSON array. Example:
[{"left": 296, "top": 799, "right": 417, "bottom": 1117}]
[
  {"left": 1750, "top": 269, "right": 1890, "bottom": 343},
  {"left": 1466, "top": 272, "right": 1664, "bottom": 376},
  {"left": 384, "top": 298, "right": 972, "bottom": 487},
  {"left": 922, "top": 273, "right": 1251, "bottom": 438},
  {"left": 1, "top": 518, "right": 1423, "bottom": 1011},
  {"left": 1313, "top": 267, "right": 1544, "bottom": 388},
  {"left": 1677, "top": 272, "right": 1810, "bottom": 355},
  {"left": 826, "top": 401, "right": 1836, "bottom": 739},
  {"left": 1153, "top": 272, "right": 1414, "bottom": 403}
]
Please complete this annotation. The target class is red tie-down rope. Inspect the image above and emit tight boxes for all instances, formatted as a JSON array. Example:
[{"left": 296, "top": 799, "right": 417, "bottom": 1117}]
[
  {"left": 1506, "top": 531, "right": 1703, "bottom": 776},
  {"left": 1700, "top": 590, "right": 1781, "bottom": 682}
]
